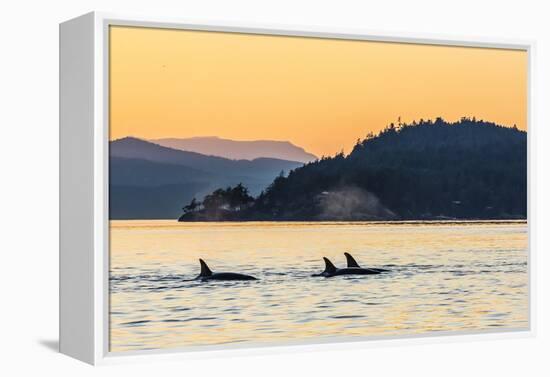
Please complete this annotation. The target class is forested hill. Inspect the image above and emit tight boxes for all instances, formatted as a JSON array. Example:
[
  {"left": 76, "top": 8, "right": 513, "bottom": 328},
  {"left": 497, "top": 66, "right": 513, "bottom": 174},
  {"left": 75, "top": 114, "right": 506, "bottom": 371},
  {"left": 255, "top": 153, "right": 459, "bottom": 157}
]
[{"left": 179, "top": 118, "right": 527, "bottom": 221}]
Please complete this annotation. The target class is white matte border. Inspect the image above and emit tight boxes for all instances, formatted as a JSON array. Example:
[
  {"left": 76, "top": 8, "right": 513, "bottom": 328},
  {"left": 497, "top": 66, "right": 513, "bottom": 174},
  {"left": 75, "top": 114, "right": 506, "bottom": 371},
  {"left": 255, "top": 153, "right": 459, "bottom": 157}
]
[{"left": 90, "top": 11, "right": 535, "bottom": 365}]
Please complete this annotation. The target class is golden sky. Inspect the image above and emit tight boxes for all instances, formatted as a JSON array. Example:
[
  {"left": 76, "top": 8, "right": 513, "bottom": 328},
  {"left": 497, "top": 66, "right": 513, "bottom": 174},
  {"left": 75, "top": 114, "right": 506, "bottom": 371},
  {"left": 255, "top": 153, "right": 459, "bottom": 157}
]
[{"left": 109, "top": 26, "right": 527, "bottom": 157}]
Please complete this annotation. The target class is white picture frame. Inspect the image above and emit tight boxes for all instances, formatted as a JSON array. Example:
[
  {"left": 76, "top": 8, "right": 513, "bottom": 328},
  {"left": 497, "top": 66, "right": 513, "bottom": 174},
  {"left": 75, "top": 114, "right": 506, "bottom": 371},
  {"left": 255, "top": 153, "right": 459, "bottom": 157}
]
[{"left": 59, "top": 11, "right": 536, "bottom": 365}]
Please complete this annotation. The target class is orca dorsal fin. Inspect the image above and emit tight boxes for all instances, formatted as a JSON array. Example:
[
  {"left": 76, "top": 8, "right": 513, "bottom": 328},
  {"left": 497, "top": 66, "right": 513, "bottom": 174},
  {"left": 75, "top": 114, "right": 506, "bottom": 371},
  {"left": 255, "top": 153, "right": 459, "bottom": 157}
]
[
  {"left": 323, "top": 257, "right": 337, "bottom": 274},
  {"left": 344, "top": 252, "right": 361, "bottom": 268},
  {"left": 199, "top": 259, "right": 213, "bottom": 277}
]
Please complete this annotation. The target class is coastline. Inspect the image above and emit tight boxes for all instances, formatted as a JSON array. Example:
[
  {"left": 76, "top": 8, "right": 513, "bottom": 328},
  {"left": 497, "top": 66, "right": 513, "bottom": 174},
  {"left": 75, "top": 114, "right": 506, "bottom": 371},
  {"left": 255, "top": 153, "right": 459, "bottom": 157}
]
[{"left": 109, "top": 218, "right": 528, "bottom": 227}]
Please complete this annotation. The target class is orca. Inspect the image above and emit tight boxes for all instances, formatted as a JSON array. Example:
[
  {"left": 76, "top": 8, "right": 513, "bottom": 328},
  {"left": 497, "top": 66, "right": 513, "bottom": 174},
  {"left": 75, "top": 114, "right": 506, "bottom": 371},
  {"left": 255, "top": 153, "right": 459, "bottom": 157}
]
[
  {"left": 344, "top": 252, "right": 389, "bottom": 272},
  {"left": 196, "top": 259, "right": 257, "bottom": 281},
  {"left": 313, "top": 257, "right": 386, "bottom": 278}
]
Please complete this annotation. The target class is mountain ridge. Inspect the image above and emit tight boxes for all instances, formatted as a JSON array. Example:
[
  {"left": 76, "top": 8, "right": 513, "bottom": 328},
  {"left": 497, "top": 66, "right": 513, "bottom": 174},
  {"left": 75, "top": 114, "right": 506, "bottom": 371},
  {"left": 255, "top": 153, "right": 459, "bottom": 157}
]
[
  {"left": 110, "top": 137, "right": 304, "bottom": 176},
  {"left": 109, "top": 137, "right": 305, "bottom": 219},
  {"left": 149, "top": 136, "right": 317, "bottom": 163}
]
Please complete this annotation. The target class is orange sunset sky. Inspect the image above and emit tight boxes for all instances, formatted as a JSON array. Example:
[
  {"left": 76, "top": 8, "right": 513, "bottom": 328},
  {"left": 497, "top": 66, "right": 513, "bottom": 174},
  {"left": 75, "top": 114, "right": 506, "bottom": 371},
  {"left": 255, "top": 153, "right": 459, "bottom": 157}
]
[{"left": 109, "top": 26, "right": 527, "bottom": 157}]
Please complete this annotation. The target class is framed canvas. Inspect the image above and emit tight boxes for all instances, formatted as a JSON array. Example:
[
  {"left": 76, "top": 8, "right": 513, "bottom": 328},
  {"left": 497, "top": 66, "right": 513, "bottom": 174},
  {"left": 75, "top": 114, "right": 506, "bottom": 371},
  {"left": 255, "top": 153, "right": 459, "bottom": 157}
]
[{"left": 59, "top": 12, "right": 535, "bottom": 365}]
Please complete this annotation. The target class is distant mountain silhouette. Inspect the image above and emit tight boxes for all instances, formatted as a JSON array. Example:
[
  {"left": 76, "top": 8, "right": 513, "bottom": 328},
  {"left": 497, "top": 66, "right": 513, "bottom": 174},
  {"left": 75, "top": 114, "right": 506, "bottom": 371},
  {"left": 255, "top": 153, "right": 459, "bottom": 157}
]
[
  {"left": 109, "top": 137, "right": 304, "bottom": 219},
  {"left": 150, "top": 136, "right": 317, "bottom": 163},
  {"left": 180, "top": 118, "right": 527, "bottom": 222},
  {"left": 111, "top": 137, "right": 304, "bottom": 179}
]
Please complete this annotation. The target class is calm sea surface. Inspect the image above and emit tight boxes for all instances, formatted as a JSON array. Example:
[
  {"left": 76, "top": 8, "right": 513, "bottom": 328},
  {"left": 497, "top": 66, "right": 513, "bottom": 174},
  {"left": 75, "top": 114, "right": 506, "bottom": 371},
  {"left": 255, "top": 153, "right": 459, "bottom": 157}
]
[{"left": 109, "top": 220, "right": 528, "bottom": 352}]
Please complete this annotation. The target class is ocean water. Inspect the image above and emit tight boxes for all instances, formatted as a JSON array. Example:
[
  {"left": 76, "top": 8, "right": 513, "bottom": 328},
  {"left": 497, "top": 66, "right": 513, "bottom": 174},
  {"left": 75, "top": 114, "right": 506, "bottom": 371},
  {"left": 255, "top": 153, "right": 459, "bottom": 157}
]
[{"left": 109, "top": 221, "right": 528, "bottom": 352}]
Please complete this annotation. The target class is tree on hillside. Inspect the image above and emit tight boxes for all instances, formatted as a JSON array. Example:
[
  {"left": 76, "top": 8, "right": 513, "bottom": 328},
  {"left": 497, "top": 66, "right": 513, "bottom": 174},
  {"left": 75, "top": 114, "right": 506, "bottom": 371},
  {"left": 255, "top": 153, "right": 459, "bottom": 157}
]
[
  {"left": 198, "top": 184, "right": 255, "bottom": 213},
  {"left": 182, "top": 197, "right": 199, "bottom": 214}
]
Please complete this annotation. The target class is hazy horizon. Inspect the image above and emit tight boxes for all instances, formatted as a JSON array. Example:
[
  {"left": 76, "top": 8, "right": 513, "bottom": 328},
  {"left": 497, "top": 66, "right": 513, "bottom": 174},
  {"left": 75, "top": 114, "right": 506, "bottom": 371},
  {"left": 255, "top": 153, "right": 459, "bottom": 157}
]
[
  {"left": 112, "top": 117, "right": 525, "bottom": 161},
  {"left": 111, "top": 134, "right": 318, "bottom": 163}
]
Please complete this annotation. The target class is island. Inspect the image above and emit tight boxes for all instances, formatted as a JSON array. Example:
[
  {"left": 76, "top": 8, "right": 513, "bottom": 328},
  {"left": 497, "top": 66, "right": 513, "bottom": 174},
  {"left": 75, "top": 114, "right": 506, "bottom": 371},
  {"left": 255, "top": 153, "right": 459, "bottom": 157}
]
[{"left": 179, "top": 118, "right": 527, "bottom": 222}]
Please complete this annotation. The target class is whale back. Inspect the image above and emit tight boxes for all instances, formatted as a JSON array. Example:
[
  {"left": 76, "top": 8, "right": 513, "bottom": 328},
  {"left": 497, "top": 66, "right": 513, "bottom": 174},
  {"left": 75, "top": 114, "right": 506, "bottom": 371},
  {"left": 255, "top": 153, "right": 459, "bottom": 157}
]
[
  {"left": 344, "top": 252, "right": 361, "bottom": 268},
  {"left": 323, "top": 257, "right": 337, "bottom": 274},
  {"left": 199, "top": 259, "right": 213, "bottom": 277}
]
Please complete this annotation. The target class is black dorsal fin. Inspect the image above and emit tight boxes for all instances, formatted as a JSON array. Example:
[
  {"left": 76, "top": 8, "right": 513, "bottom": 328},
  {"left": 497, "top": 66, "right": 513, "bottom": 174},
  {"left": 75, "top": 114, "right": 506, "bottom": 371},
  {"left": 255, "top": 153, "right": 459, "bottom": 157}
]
[
  {"left": 199, "top": 259, "right": 213, "bottom": 277},
  {"left": 344, "top": 252, "right": 360, "bottom": 268},
  {"left": 323, "top": 257, "right": 337, "bottom": 274}
]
